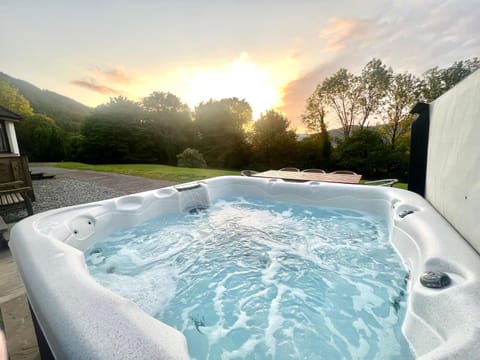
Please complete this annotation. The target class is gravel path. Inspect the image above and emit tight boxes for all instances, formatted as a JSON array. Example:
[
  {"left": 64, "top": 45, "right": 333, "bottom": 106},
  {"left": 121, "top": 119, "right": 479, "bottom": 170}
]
[
  {"left": 32, "top": 178, "right": 126, "bottom": 214},
  {"left": 3, "top": 178, "right": 125, "bottom": 223},
  {"left": 3, "top": 165, "right": 179, "bottom": 222}
]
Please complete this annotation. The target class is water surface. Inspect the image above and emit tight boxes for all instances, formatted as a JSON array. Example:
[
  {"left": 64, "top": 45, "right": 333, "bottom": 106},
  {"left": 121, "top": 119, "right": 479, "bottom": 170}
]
[{"left": 86, "top": 196, "right": 413, "bottom": 359}]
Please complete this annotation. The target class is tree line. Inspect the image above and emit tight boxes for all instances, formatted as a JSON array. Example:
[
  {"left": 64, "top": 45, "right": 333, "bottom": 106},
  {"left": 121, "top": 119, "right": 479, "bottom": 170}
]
[
  {"left": 302, "top": 57, "right": 479, "bottom": 179},
  {"left": 1, "top": 57, "right": 478, "bottom": 181},
  {"left": 303, "top": 58, "right": 480, "bottom": 144}
]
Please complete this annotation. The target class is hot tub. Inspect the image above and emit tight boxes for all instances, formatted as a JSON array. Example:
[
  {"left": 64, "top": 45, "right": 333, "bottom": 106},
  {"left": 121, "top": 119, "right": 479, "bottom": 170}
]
[{"left": 10, "top": 176, "right": 480, "bottom": 359}]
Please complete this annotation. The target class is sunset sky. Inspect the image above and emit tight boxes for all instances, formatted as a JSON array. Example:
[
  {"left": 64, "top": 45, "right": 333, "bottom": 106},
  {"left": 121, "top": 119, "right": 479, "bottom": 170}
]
[{"left": 1, "top": 0, "right": 479, "bottom": 131}]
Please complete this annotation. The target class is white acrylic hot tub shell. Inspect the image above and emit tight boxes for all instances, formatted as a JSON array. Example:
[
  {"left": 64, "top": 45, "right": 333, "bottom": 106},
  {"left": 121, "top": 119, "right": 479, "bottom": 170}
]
[{"left": 10, "top": 176, "right": 480, "bottom": 359}]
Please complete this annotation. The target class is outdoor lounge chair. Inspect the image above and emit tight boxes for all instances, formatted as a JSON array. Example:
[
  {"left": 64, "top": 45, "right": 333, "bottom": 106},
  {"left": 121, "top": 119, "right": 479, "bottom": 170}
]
[
  {"left": 279, "top": 167, "right": 300, "bottom": 172},
  {"left": 364, "top": 179, "right": 398, "bottom": 187},
  {"left": 302, "top": 169, "right": 326, "bottom": 173},
  {"left": 330, "top": 170, "right": 357, "bottom": 175},
  {"left": 241, "top": 170, "right": 258, "bottom": 177}
]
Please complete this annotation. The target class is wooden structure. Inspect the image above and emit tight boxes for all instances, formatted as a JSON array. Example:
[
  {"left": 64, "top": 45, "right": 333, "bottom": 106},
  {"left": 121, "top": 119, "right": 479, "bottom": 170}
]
[
  {"left": 0, "top": 106, "right": 21, "bottom": 156},
  {"left": 252, "top": 170, "right": 362, "bottom": 184},
  {"left": 0, "top": 155, "right": 33, "bottom": 194},
  {"left": 0, "top": 106, "right": 34, "bottom": 220},
  {"left": 0, "top": 181, "right": 33, "bottom": 215}
]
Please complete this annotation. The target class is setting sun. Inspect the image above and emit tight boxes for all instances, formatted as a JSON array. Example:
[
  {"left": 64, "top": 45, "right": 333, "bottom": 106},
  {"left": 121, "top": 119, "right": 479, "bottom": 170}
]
[{"left": 180, "top": 53, "right": 298, "bottom": 120}]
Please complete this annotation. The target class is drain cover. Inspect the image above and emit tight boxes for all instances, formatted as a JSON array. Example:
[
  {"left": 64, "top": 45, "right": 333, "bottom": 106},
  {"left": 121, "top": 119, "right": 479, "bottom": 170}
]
[{"left": 420, "top": 271, "right": 451, "bottom": 289}]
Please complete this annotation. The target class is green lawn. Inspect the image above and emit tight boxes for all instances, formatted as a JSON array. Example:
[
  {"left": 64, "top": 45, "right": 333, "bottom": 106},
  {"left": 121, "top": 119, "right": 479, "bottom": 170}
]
[
  {"left": 54, "top": 162, "right": 408, "bottom": 189},
  {"left": 54, "top": 162, "right": 239, "bottom": 183},
  {"left": 392, "top": 182, "right": 408, "bottom": 190},
  {"left": 360, "top": 179, "right": 408, "bottom": 190}
]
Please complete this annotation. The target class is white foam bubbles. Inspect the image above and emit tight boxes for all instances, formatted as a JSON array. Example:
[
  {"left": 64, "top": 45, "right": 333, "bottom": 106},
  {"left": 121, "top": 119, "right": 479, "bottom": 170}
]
[{"left": 85, "top": 196, "right": 413, "bottom": 360}]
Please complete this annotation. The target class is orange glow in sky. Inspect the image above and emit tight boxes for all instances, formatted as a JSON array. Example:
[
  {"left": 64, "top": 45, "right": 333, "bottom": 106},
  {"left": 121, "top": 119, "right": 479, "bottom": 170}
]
[
  {"left": 2, "top": 1, "right": 478, "bottom": 131},
  {"left": 106, "top": 53, "right": 299, "bottom": 121},
  {"left": 179, "top": 53, "right": 299, "bottom": 119}
]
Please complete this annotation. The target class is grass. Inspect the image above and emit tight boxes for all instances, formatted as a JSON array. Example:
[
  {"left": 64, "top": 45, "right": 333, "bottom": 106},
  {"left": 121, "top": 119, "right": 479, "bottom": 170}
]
[
  {"left": 393, "top": 182, "right": 408, "bottom": 190},
  {"left": 360, "top": 179, "right": 408, "bottom": 190},
  {"left": 54, "top": 162, "right": 409, "bottom": 189},
  {"left": 54, "top": 162, "right": 239, "bottom": 183}
]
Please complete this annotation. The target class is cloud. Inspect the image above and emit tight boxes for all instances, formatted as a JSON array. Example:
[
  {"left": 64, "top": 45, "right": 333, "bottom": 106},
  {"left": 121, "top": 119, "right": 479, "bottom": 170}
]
[
  {"left": 70, "top": 78, "right": 122, "bottom": 95},
  {"left": 70, "top": 66, "right": 136, "bottom": 95},
  {"left": 89, "top": 66, "right": 135, "bottom": 85},
  {"left": 319, "top": 17, "right": 379, "bottom": 53},
  {"left": 281, "top": 0, "right": 480, "bottom": 131}
]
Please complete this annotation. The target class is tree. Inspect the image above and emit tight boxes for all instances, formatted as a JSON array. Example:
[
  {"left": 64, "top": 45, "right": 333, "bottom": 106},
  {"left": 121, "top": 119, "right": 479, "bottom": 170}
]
[
  {"left": 194, "top": 98, "right": 252, "bottom": 169},
  {"left": 422, "top": 58, "right": 480, "bottom": 101},
  {"left": 381, "top": 72, "right": 422, "bottom": 149},
  {"left": 80, "top": 97, "right": 148, "bottom": 163},
  {"left": 0, "top": 81, "right": 33, "bottom": 117},
  {"left": 421, "top": 67, "right": 444, "bottom": 102},
  {"left": 142, "top": 91, "right": 190, "bottom": 113},
  {"left": 317, "top": 114, "right": 332, "bottom": 167},
  {"left": 306, "top": 68, "right": 362, "bottom": 138},
  {"left": 300, "top": 106, "right": 332, "bottom": 170},
  {"left": 251, "top": 110, "right": 297, "bottom": 170},
  {"left": 64, "top": 133, "right": 85, "bottom": 161},
  {"left": 218, "top": 97, "right": 253, "bottom": 130},
  {"left": 16, "top": 114, "right": 65, "bottom": 161},
  {"left": 358, "top": 59, "right": 391, "bottom": 129},
  {"left": 1, "top": 81, "right": 67, "bottom": 161},
  {"left": 302, "top": 92, "right": 327, "bottom": 133},
  {"left": 141, "top": 91, "right": 194, "bottom": 165},
  {"left": 333, "top": 129, "right": 391, "bottom": 179},
  {"left": 297, "top": 132, "right": 332, "bottom": 170}
]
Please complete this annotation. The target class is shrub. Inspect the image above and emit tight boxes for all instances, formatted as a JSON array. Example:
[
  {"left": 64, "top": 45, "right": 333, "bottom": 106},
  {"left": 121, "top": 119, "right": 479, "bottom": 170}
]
[{"left": 176, "top": 148, "right": 207, "bottom": 168}]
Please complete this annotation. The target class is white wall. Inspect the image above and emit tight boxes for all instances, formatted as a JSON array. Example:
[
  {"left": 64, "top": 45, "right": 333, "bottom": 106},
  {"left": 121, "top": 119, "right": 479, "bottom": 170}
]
[
  {"left": 426, "top": 69, "right": 480, "bottom": 253},
  {"left": 5, "top": 121, "right": 20, "bottom": 155}
]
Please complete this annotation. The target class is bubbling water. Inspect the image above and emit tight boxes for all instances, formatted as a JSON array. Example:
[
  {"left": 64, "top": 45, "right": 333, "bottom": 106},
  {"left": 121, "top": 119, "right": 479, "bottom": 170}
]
[{"left": 86, "top": 196, "right": 413, "bottom": 359}]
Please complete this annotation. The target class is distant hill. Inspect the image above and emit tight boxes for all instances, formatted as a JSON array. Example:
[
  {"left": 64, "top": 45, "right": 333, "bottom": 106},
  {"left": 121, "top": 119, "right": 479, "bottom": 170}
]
[
  {"left": 297, "top": 128, "right": 349, "bottom": 141},
  {"left": 327, "top": 127, "right": 346, "bottom": 140},
  {"left": 0, "top": 72, "right": 91, "bottom": 132},
  {"left": 298, "top": 124, "right": 384, "bottom": 143}
]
